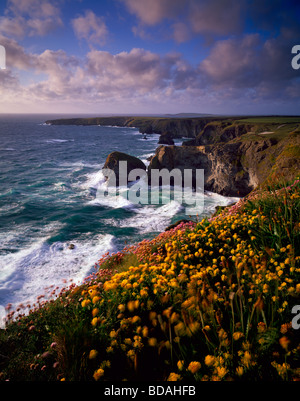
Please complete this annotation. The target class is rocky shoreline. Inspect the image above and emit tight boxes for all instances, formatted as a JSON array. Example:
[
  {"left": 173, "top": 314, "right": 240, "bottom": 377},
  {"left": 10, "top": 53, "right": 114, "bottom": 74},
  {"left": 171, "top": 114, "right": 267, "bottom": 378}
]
[{"left": 46, "top": 115, "right": 300, "bottom": 198}]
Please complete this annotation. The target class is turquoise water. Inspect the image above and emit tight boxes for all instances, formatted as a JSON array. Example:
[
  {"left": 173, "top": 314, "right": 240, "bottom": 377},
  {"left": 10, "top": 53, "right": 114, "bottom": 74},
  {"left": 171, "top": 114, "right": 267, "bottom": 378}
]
[{"left": 0, "top": 114, "right": 237, "bottom": 310}]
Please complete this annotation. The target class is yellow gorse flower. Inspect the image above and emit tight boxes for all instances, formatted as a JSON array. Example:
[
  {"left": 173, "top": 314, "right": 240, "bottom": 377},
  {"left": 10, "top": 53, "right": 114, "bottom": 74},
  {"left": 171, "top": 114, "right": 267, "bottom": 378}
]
[
  {"left": 78, "top": 180, "right": 300, "bottom": 381},
  {"left": 187, "top": 361, "right": 201, "bottom": 374}
]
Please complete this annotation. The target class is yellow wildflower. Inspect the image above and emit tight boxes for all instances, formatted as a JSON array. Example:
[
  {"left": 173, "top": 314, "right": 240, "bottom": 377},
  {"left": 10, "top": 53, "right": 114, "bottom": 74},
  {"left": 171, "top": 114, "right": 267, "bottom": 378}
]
[
  {"left": 81, "top": 299, "right": 91, "bottom": 308},
  {"left": 132, "top": 315, "right": 141, "bottom": 324},
  {"left": 89, "top": 349, "right": 98, "bottom": 360},
  {"left": 92, "top": 308, "right": 99, "bottom": 317},
  {"left": 236, "top": 366, "right": 244, "bottom": 376},
  {"left": 241, "top": 351, "right": 252, "bottom": 368},
  {"left": 167, "top": 373, "right": 182, "bottom": 381},
  {"left": 91, "top": 317, "right": 100, "bottom": 327},
  {"left": 142, "top": 326, "right": 149, "bottom": 337},
  {"left": 279, "top": 336, "right": 290, "bottom": 351},
  {"left": 177, "top": 360, "right": 184, "bottom": 371},
  {"left": 216, "top": 366, "right": 228, "bottom": 379},
  {"left": 148, "top": 337, "right": 157, "bottom": 347},
  {"left": 204, "top": 355, "right": 215, "bottom": 367},
  {"left": 109, "top": 330, "right": 117, "bottom": 338},
  {"left": 127, "top": 300, "right": 136, "bottom": 312},
  {"left": 93, "top": 368, "right": 104, "bottom": 381},
  {"left": 233, "top": 331, "right": 244, "bottom": 341},
  {"left": 187, "top": 361, "right": 201, "bottom": 374},
  {"left": 127, "top": 349, "right": 135, "bottom": 360},
  {"left": 92, "top": 295, "right": 101, "bottom": 304}
]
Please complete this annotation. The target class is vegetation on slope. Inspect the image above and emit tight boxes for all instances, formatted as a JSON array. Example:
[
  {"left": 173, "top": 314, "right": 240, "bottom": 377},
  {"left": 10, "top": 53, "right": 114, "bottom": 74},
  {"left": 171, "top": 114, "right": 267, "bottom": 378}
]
[{"left": 0, "top": 177, "right": 299, "bottom": 381}]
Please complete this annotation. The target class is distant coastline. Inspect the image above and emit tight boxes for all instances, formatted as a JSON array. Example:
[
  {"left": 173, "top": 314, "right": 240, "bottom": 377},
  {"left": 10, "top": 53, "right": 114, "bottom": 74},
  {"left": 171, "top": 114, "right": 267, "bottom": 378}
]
[{"left": 46, "top": 115, "right": 300, "bottom": 198}]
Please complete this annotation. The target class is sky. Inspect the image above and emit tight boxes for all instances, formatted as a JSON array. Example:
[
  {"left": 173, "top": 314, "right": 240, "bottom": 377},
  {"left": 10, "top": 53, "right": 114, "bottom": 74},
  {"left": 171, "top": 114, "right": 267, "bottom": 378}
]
[{"left": 0, "top": 0, "right": 300, "bottom": 115}]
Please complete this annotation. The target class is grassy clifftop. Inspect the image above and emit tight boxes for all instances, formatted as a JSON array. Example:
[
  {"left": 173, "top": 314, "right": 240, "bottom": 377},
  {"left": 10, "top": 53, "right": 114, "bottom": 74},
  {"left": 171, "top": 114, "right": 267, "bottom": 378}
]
[{"left": 1, "top": 177, "right": 299, "bottom": 381}]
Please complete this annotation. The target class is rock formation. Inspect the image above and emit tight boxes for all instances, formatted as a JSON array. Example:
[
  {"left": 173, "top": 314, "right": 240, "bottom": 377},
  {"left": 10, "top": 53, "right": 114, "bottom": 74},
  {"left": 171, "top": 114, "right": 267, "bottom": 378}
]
[
  {"left": 47, "top": 115, "right": 300, "bottom": 198},
  {"left": 102, "top": 151, "right": 146, "bottom": 186},
  {"left": 158, "top": 132, "right": 175, "bottom": 145},
  {"left": 148, "top": 130, "right": 300, "bottom": 197}
]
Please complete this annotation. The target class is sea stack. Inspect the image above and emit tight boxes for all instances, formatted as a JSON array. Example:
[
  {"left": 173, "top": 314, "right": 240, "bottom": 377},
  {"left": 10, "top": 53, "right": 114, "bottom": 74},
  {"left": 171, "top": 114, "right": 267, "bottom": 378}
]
[{"left": 102, "top": 151, "right": 147, "bottom": 186}]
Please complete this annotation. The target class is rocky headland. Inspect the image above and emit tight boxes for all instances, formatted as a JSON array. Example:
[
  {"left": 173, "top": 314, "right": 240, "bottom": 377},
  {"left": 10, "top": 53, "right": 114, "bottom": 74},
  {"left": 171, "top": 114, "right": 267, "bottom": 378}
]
[
  {"left": 46, "top": 115, "right": 300, "bottom": 198},
  {"left": 45, "top": 115, "right": 221, "bottom": 138}
]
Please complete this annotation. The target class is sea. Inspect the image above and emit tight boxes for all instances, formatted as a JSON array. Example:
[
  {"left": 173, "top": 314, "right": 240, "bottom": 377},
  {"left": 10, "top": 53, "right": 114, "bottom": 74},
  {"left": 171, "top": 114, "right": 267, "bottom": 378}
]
[{"left": 0, "top": 114, "right": 238, "bottom": 313}]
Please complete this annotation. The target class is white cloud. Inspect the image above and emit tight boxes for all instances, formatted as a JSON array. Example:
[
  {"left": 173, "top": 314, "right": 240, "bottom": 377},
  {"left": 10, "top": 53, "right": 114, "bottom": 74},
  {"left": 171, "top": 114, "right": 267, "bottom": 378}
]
[
  {"left": 119, "top": 0, "right": 185, "bottom": 26},
  {"left": 72, "top": 10, "right": 108, "bottom": 46},
  {"left": 0, "top": 0, "right": 63, "bottom": 38},
  {"left": 0, "top": 30, "right": 299, "bottom": 114},
  {"left": 120, "top": 0, "right": 246, "bottom": 42}
]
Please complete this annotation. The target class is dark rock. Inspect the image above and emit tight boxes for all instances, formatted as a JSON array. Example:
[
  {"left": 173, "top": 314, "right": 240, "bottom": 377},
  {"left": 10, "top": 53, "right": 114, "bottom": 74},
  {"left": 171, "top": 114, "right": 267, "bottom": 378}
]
[
  {"left": 139, "top": 124, "right": 153, "bottom": 134},
  {"left": 147, "top": 137, "right": 284, "bottom": 197},
  {"left": 158, "top": 132, "right": 175, "bottom": 145},
  {"left": 103, "top": 151, "right": 146, "bottom": 186}
]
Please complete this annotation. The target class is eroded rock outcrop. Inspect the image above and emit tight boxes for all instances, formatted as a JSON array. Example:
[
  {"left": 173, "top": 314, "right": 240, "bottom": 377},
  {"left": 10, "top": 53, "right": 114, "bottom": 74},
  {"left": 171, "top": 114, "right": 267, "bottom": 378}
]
[
  {"left": 158, "top": 132, "right": 175, "bottom": 145},
  {"left": 148, "top": 136, "right": 290, "bottom": 197},
  {"left": 102, "top": 151, "right": 146, "bottom": 186},
  {"left": 183, "top": 122, "right": 255, "bottom": 146}
]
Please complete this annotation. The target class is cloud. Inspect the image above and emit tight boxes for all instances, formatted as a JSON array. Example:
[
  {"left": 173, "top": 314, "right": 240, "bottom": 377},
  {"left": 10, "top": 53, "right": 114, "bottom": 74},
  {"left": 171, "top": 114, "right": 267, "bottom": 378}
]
[
  {"left": 119, "top": 0, "right": 300, "bottom": 49},
  {"left": 0, "top": 28, "right": 299, "bottom": 114},
  {"left": 119, "top": 0, "right": 245, "bottom": 42},
  {"left": 85, "top": 48, "right": 179, "bottom": 95},
  {"left": 0, "top": 0, "right": 63, "bottom": 38},
  {"left": 72, "top": 10, "right": 108, "bottom": 46},
  {"left": 119, "top": 0, "right": 185, "bottom": 26},
  {"left": 200, "top": 34, "right": 262, "bottom": 87},
  {"left": 200, "top": 33, "right": 298, "bottom": 88},
  {"left": 188, "top": 0, "right": 245, "bottom": 37},
  {"left": 172, "top": 22, "right": 191, "bottom": 44},
  {"left": 0, "top": 34, "right": 34, "bottom": 69},
  {"left": 7, "top": 0, "right": 61, "bottom": 19}
]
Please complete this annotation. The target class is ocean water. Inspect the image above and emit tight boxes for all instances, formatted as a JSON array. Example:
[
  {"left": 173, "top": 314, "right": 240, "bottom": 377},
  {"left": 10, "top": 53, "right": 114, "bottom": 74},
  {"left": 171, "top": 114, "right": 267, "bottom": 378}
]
[{"left": 0, "top": 114, "right": 238, "bottom": 311}]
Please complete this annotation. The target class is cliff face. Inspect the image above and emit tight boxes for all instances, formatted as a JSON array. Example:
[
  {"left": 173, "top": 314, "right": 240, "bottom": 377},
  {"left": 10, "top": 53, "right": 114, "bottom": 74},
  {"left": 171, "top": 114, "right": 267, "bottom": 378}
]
[
  {"left": 45, "top": 116, "right": 223, "bottom": 139},
  {"left": 183, "top": 121, "right": 256, "bottom": 145},
  {"left": 46, "top": 115, "right": 300, "bottom": 198},
  {"left": 148, "top": 143, "right": 253, "bottom": 197},
  {"left": 148, "top": 131, "right": 300, "bottom": 197}
]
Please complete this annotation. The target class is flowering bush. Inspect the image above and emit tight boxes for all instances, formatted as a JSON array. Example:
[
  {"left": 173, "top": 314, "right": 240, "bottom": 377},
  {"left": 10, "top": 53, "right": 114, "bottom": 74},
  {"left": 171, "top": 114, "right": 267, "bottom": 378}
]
[
  {"left": 0, "top": 179, "right": 299, "bottom": 381},
  {"left": 78, "top": 178, "right": 300, "bottom": 381}
]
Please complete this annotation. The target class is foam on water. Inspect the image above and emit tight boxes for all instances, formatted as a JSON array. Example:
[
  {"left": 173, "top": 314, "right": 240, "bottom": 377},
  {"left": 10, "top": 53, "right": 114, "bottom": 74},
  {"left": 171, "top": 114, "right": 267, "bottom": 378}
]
[
  {"left": 45, "top": 139, "right": 74, "bottom": 144},
  {"left": 0, "top": 232, "right": 115, "bottom": 309},
  {"left": 204, "top": 191, "right": 240, "bottom": 213},
  {"left": 111, "top": 200, "right": 184, "bottom": 233},
  {"left": 81, "top": 169, "right": 106, "bottom": 190}
]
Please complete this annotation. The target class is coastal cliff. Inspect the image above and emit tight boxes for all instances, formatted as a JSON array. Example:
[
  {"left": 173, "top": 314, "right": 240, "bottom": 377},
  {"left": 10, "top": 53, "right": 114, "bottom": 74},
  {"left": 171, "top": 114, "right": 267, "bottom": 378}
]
[
  {"left": 45, "top": 115, "right": 222, "bottom": 138},
  {"left": 148, "top": 140, "right": 274, "bottom": 197},
  {"left": 149, "top": 124, "right": 300, "bottom": 197},
  {"left": 46, "top": 115, "right": 300, "bottom": 197}
]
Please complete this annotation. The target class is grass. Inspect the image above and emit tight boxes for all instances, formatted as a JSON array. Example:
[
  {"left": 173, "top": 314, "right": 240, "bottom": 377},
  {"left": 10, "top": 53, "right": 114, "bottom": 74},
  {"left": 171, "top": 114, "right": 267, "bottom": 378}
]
[
  {"left": 235, "top": 117, "right": 300, "bottom": 124},
  {"left": 0, "top": 178, "right": 299, "bottom": 382}
]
